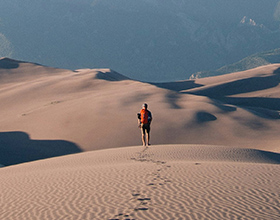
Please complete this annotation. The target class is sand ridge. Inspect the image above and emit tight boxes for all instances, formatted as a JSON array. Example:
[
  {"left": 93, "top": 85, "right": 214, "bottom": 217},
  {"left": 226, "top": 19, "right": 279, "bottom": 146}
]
[{"left": 1, "top": 144, "right": 279, "bottom": 219}]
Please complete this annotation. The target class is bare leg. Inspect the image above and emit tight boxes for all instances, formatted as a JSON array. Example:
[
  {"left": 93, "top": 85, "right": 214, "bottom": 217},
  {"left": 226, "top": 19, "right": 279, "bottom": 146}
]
[{"left": 142, "top": 134, "right": 146, "bottom": 146}]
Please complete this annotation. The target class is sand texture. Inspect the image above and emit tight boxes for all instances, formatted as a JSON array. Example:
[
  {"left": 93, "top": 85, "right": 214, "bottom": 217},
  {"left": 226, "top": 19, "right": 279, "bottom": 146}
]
[{"left": 1, "top": 145, "right": 280, "bottom": 220}]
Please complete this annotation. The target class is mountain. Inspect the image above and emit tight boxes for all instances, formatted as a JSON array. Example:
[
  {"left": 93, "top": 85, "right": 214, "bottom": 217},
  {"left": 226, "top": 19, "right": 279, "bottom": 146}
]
[
  {"left": 190, "top": 48, "right": 280, "bottom": 79},
  {"left": 0, "top": 34, "right": 12, "bottom": 58},
  {"left": 0, "top": 0, "right": 280, "bottom": 81}
]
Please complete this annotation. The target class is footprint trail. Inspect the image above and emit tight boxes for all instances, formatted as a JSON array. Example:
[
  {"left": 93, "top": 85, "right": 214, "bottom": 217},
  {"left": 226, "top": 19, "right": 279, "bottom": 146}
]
[{"left": 109, "top": 146, "right": 172, "bottom": 220}]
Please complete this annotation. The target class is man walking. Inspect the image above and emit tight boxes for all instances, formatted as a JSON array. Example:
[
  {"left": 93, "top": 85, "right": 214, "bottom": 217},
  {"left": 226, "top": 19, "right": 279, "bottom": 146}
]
[{"left": 138, "top": 103, "right": 152, "bottom": 146}]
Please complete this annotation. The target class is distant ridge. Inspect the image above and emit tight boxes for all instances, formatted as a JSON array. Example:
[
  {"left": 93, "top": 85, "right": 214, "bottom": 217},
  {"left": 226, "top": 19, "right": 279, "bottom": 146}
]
[
  {"left": 0, "top": 57, "right": 73, "bottom": 82},
  {"left": 0, "top": 58, "right": 131, "bottom": 82},
  {"left": 190, "top": 48, "right": 280, "bottom": 79}
]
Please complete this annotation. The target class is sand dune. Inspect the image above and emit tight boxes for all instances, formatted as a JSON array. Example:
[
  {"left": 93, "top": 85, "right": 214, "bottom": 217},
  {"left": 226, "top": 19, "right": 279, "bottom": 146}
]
[
  {"left": 1, "top": 59, "right": 280, "bottom": 163},
  {"left": 187, "top": 65, "right": 280, "bottom": 99},
  {"left": 1, "top": 145, "right": 279, "bottom": 219},
  {"left": 1, "top": 58, "right": 280, "bottom": 219}
]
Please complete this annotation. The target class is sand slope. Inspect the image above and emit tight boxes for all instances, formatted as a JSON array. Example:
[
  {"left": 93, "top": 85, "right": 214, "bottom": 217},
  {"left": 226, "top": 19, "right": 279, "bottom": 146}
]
[
  {"left": 1, "top": 59, "right": 280, "bottom": 166},
  {"left": 1, "top": 59, "right": 280, "bottom": 219},
  {"left": 1, "top": 145, "right": 279, "bottom": 219},
  {"left": 1, "top": 59, "right": 280, "bottom": 163}
]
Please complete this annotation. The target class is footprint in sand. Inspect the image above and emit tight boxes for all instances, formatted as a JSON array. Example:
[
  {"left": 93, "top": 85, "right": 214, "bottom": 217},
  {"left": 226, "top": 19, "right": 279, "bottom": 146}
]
[
  {"left": 147, "top": 183, "right": 155, "bottom": 186},
  {"left": 110, "top": 213, "right": 135, "bottom": 220},
  {"left": 21, "top": 100, "right": 63, "bottom": 116},
  {"left": 132, "top": 193, "right": 140, "bottom": 197},
  {"left": 115, "top": 147, "right": 172, "bottom": 219},
  {"left": 134, "top": 207, "right": 148, "bottom": 211},
  {"left": 137, "top": 198, "right": 151, "bottom": 201}
]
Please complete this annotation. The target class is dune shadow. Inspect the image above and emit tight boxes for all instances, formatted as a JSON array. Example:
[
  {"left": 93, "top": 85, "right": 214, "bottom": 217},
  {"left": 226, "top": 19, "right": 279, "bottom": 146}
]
[
  {"left": 273, "top": 67, "right": 280, "bottom": 74},
  {"left": 219, "top": 97, "right": 280, "bottom": 118},
  {"left": 255, "top": 150, "right": 280, "bottom": 164},
  {"left": 220, "top": 97, "right": 280, "bottom": 111},
  {"left": 152, "top": 80, "right": 203, "bottom": 92},
  {"left": 0, "top": 58, "right": 20, "bottom": 69},
  {"left": 0, "top": 57, "right": 48, "bottom": 71},
  {"left": 0, "top": 131, "right": 82, "bottom": 166},
  {"left": 95, "top": 70, "right": 130, "bottom": 81},
  {"left": 189, "top": 74, "right": 280, "bottom": 98},
  {"left": 165, "top": 92, "right": 181, "bottom": 109},
  {"left": 196, "top": 111, "right": 217, "bottom": 123},
  {"left": 182, "top": 70, "right": 280, "bottom": 119}
]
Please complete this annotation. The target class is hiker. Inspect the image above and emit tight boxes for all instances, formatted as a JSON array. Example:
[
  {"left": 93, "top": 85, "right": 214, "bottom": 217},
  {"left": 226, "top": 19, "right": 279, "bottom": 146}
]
[{"left": 138, "top": 103, "right": 152, "bottom": 146}]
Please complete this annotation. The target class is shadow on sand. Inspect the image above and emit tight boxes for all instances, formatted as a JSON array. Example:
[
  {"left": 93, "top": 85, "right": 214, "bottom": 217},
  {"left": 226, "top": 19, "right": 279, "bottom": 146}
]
[
  {"left": 254, "top": 149, "right": 280, "bottom": 164},
  {"left": 0, "top": 131, "right": 82, "bottom": 166},
  {"left": 186, "top": 74, "right": 280, "bottom": 98},
  {"left": 152, "top": 80, "right": 203, "bottom": 92},
  {"left": 151, "top": 68, "right": 280, "bottom": 119},
  {"left": 0, "top": 58, "right": 20, "bottom": 69},
  {"left": 0, "top": 57, "right": 45, "bottom": 70}
]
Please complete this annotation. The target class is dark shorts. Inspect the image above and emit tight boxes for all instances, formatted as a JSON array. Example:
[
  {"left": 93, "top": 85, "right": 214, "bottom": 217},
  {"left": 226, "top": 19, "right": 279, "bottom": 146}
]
[{"left": 141, "top": 123, "right": 150, "bottom": 134}]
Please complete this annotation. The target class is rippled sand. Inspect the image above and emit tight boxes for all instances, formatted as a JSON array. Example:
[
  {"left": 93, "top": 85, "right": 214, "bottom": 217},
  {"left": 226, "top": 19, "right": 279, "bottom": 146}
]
[{"left": 1, "top": 145, "right": 279, "bottom": 219}]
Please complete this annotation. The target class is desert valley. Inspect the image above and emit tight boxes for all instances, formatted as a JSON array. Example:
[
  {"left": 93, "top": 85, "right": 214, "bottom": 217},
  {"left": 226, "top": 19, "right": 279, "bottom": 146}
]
[{"left": 0, "top": 57, "right": 280, "bottom": 219}]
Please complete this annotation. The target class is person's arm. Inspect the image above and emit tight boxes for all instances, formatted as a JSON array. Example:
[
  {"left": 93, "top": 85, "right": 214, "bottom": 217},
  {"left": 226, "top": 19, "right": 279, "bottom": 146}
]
[
  {"left": 137, "top": 113, "right": 141, "bottom": 127},
  {"left": 148, "top": 111, "right": 152, "bottom": 124}
]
